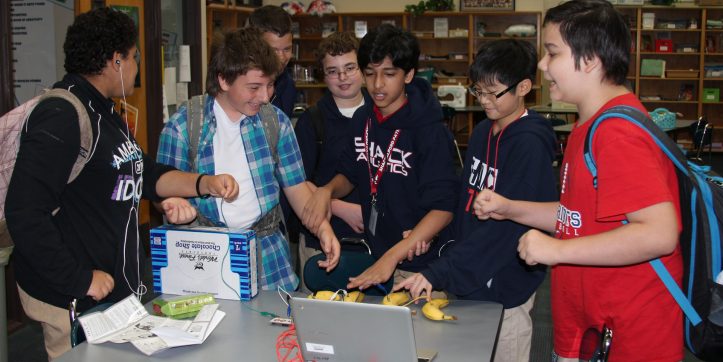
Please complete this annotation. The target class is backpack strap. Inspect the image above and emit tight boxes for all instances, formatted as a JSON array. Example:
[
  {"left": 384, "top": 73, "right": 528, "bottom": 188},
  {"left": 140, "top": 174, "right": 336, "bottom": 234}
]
[
  {"left": 253, "top": 103, "right": 284, "bottom": 238},
  {"left": 38, "top": 89, "right": 93, "bottom": 183},
  {"left": 259, "top": 103, "right": 280, "bottom": 164},
  {"left": 582, "top": 105, "right": 703, "bottom": 326},
  {"left": 186, "top": 94, "right": 206, "bottom": 172}
]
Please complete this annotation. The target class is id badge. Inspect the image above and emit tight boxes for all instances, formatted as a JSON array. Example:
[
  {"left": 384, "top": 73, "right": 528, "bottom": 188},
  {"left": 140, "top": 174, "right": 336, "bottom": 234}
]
[{"left": 368, "top": 204, "right": 378, "bottom": 236}]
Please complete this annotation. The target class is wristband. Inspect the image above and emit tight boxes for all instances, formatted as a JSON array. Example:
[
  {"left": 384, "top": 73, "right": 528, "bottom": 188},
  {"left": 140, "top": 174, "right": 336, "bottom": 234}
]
[{"left": 195, "top": 173, "right": 210, "bottom": 199}]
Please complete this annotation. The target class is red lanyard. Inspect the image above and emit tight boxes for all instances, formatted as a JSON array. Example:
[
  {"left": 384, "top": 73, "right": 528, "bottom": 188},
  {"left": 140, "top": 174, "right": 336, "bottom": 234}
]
[
  {"left": 364, "top": 117, "right": 401, "bottom": 202},
  {"left": 484, "top": 109, "right": 527, "bottom": 191}
]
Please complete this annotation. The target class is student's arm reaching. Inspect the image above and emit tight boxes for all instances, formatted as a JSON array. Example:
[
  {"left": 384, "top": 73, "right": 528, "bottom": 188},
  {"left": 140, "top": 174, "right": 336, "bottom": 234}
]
[
  {"left": 473, "top": 189, "right": 559, "bottom": 233},
  {"left": 301, "top": 174, "right": 355, "bottom": 233},
  {"left": 285, "top": 182, "right": 341, "bottom": 271},
  {"left": 305, "top": 181, "right": 364, "bottom": 233},
  {"left": 346, "top": 210, "right": 453, "bottom": 290},
  {"left": 518, "top": 201, "right": 678, "bottom": 266}
]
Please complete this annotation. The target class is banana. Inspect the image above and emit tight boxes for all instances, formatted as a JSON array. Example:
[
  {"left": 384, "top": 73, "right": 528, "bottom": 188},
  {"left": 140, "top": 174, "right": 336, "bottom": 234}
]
[
  {"left": 343, "top": 291, "right": 365, "bottom": 303},
  {"left": 427, "top": 298, "right": 449, "bottom": 309},
  {"left": 422, "top": 299, "right": 457, "bottom": 321},
  {"left": 382, "top": 291, "right": 410, "bottom": 306},
  {"left": 308, "top": 290, "right": 341, "bottom": 301}
]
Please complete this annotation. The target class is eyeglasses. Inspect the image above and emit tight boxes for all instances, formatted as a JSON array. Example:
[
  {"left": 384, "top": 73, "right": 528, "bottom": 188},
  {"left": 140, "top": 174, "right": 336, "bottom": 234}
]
[
  {"left": 468, "top": 79, "right": 522, "bottom": 100},
  {"left": 324, "top": 64, "right": 360, "bottom": 79}
]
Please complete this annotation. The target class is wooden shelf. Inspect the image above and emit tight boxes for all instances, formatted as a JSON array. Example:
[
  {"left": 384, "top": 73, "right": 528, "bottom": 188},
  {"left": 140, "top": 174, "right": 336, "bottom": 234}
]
[{"left": 616, "top": 5, "right": 723, "bottom": 124}]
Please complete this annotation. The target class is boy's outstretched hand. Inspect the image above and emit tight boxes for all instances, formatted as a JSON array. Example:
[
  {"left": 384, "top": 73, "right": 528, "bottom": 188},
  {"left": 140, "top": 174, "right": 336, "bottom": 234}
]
[
  {"left": 316, "top": 222, "right": 341, "bottom": 272},
  {"left": 161, "top": 197, "right": 197, "bottom": 224},
  {"left": 200, "top": 174, "right": 239, "bottom": 202},
  {"left": 473, "top": 189, "right": 511, "bottom": 220},
  {"left": 518, "top": 229, "right": 560, "bottom": 266},
  {"left": 347, "top": 253, "right": 397, "bottom": 291},
  {"left": 393, "top": 273, "right": 432, "bottom": 302}
]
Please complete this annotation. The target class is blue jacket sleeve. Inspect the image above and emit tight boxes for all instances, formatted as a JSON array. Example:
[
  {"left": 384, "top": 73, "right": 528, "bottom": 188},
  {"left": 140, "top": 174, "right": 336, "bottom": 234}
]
[
  {"left": 414, "top": 123, "right": 459, "bottom": 213},
  {"left": 294, "top": 109, "right": 318, "bottom": 182}
]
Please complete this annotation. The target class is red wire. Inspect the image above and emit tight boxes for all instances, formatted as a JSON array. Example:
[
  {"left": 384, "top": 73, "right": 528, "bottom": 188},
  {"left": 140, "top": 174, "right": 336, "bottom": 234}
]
[{"left": 276, "top": 323, "right": 303, "bottom": 362}]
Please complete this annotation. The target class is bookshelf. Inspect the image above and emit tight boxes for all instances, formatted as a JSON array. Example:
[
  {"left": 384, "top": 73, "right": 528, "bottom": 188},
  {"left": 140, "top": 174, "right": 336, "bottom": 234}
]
[{"left": 619, "top": 5, "right": 722, "bottom": 151}]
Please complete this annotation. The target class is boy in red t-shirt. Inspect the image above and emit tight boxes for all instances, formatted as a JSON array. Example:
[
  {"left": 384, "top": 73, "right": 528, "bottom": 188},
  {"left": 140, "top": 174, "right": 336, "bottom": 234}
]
[{"left": 473, "top": 1, "right": 684, "bottom": 361}]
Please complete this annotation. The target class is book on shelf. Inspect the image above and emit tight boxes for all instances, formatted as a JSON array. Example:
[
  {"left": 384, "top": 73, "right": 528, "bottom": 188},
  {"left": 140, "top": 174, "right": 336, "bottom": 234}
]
[{"left": 641, "top": 59, "right": 666, "bottom": 78}]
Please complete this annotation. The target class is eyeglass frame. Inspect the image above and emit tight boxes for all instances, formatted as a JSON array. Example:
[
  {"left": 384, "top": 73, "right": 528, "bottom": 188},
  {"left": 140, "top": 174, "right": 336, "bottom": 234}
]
[
  {"left": 468, "top": 79, "right": 523, "bottom": 100},
  {"left": 323, "top": 63, "right": 360, "bottom": 79}
]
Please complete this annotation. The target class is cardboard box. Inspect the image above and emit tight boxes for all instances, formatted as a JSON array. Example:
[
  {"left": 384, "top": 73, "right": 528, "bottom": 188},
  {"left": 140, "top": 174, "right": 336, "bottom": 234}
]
[
  {"left": 150, "top": 225, "right": 258, "bottom": 300},
  {"left": 703, "top": 88, "right": 720, "bottom": 103},
  {"left": 666, "top": 69, "right": 699, "bottom": 78}
]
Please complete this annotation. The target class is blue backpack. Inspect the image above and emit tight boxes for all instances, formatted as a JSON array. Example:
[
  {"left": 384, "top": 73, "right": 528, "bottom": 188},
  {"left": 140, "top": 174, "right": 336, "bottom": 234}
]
[{"left": 583, "top": 105, "right": 723, "bottom": 360}]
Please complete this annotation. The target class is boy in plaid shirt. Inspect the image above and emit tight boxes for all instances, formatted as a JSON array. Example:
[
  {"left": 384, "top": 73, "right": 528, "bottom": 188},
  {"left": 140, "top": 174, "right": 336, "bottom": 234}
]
[{"left": 158, "top": 28, "right": 340, "bottom": 291}]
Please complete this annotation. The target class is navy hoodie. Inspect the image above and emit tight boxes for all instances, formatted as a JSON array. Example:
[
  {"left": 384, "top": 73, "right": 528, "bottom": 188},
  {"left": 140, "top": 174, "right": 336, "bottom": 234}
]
[
  {"left": 272, "top": 67, "right": 297, "bottom": 118},
  {"left": 338, "top": 77, "right": 458, "bottom": 272},
  {"left": 294, "top": 90, "right": 371, "bottom": 249},
  {"left": 423, "top": 110, "right": 558, "bottom": 308}
]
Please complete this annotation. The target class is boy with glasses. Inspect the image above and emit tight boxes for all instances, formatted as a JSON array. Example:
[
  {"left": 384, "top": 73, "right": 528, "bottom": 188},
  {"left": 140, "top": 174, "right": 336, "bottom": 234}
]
[
  {"left": 302, "top": 24, "right": 458, "bottom": 290},
  {"left": 395, "top": 39, "right": 558, "bottom": 362},
  {"left": 294, "top": 32, "right": 370, "bottom": 290},
  {"left": 474, "top": 1, "right": 683, "bottom": 360}
]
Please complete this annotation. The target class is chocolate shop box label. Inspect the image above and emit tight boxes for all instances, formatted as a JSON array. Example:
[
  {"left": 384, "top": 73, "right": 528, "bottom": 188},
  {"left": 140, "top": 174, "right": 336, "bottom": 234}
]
[{"left": 150, "top": 225, "right": 258, "bottom": 300}]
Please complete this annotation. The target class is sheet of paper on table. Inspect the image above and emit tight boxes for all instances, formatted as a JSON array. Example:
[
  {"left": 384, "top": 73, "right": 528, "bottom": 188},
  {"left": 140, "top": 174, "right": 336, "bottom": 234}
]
[{"left": 78, "top": 295, "right": 225, "bottom": 356}]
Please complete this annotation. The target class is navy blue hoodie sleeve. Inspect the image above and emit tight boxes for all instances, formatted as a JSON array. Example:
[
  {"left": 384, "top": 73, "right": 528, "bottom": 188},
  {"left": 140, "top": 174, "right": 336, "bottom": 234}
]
[
  {"left": 294, "top": 109, "right": 318, "bottom": 182},
  {"left": 422, "top": 121, "right": 557, "bottom": 307},
  {"left": 141, "top": 154, "right": 177, "bottom": 203},
  {"left": 414, "top": 123, "right": 459, "bottom": 213}
]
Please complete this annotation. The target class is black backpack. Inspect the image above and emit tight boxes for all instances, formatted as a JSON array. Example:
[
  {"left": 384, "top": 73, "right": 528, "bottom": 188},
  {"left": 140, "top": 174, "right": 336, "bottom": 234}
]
[{"left": 583, "top": 105, "right": 723, "bottom": 360}]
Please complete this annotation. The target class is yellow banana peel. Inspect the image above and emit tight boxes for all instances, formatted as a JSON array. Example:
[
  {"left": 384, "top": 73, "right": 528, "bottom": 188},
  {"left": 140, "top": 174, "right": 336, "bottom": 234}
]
[{"left": 422, "top": 299, "right": 457, "bottom": 321}]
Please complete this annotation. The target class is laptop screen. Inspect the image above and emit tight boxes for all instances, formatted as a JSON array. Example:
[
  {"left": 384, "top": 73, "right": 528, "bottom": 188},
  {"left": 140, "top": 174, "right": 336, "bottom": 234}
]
[{"left": 290, "top": 297, "right": 423, "bottom": 362}]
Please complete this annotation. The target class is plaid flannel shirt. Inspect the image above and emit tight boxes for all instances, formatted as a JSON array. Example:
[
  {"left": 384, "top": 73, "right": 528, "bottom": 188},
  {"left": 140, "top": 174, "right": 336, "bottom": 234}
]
[{"left": 157, "top": 94, "right": 305, "bottom": 291}]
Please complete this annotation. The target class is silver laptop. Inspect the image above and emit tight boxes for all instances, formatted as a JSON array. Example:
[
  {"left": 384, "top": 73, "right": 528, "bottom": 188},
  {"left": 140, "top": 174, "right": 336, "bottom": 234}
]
[{"left": 290, "top": 297, "right": 436, "bottom": 362}]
